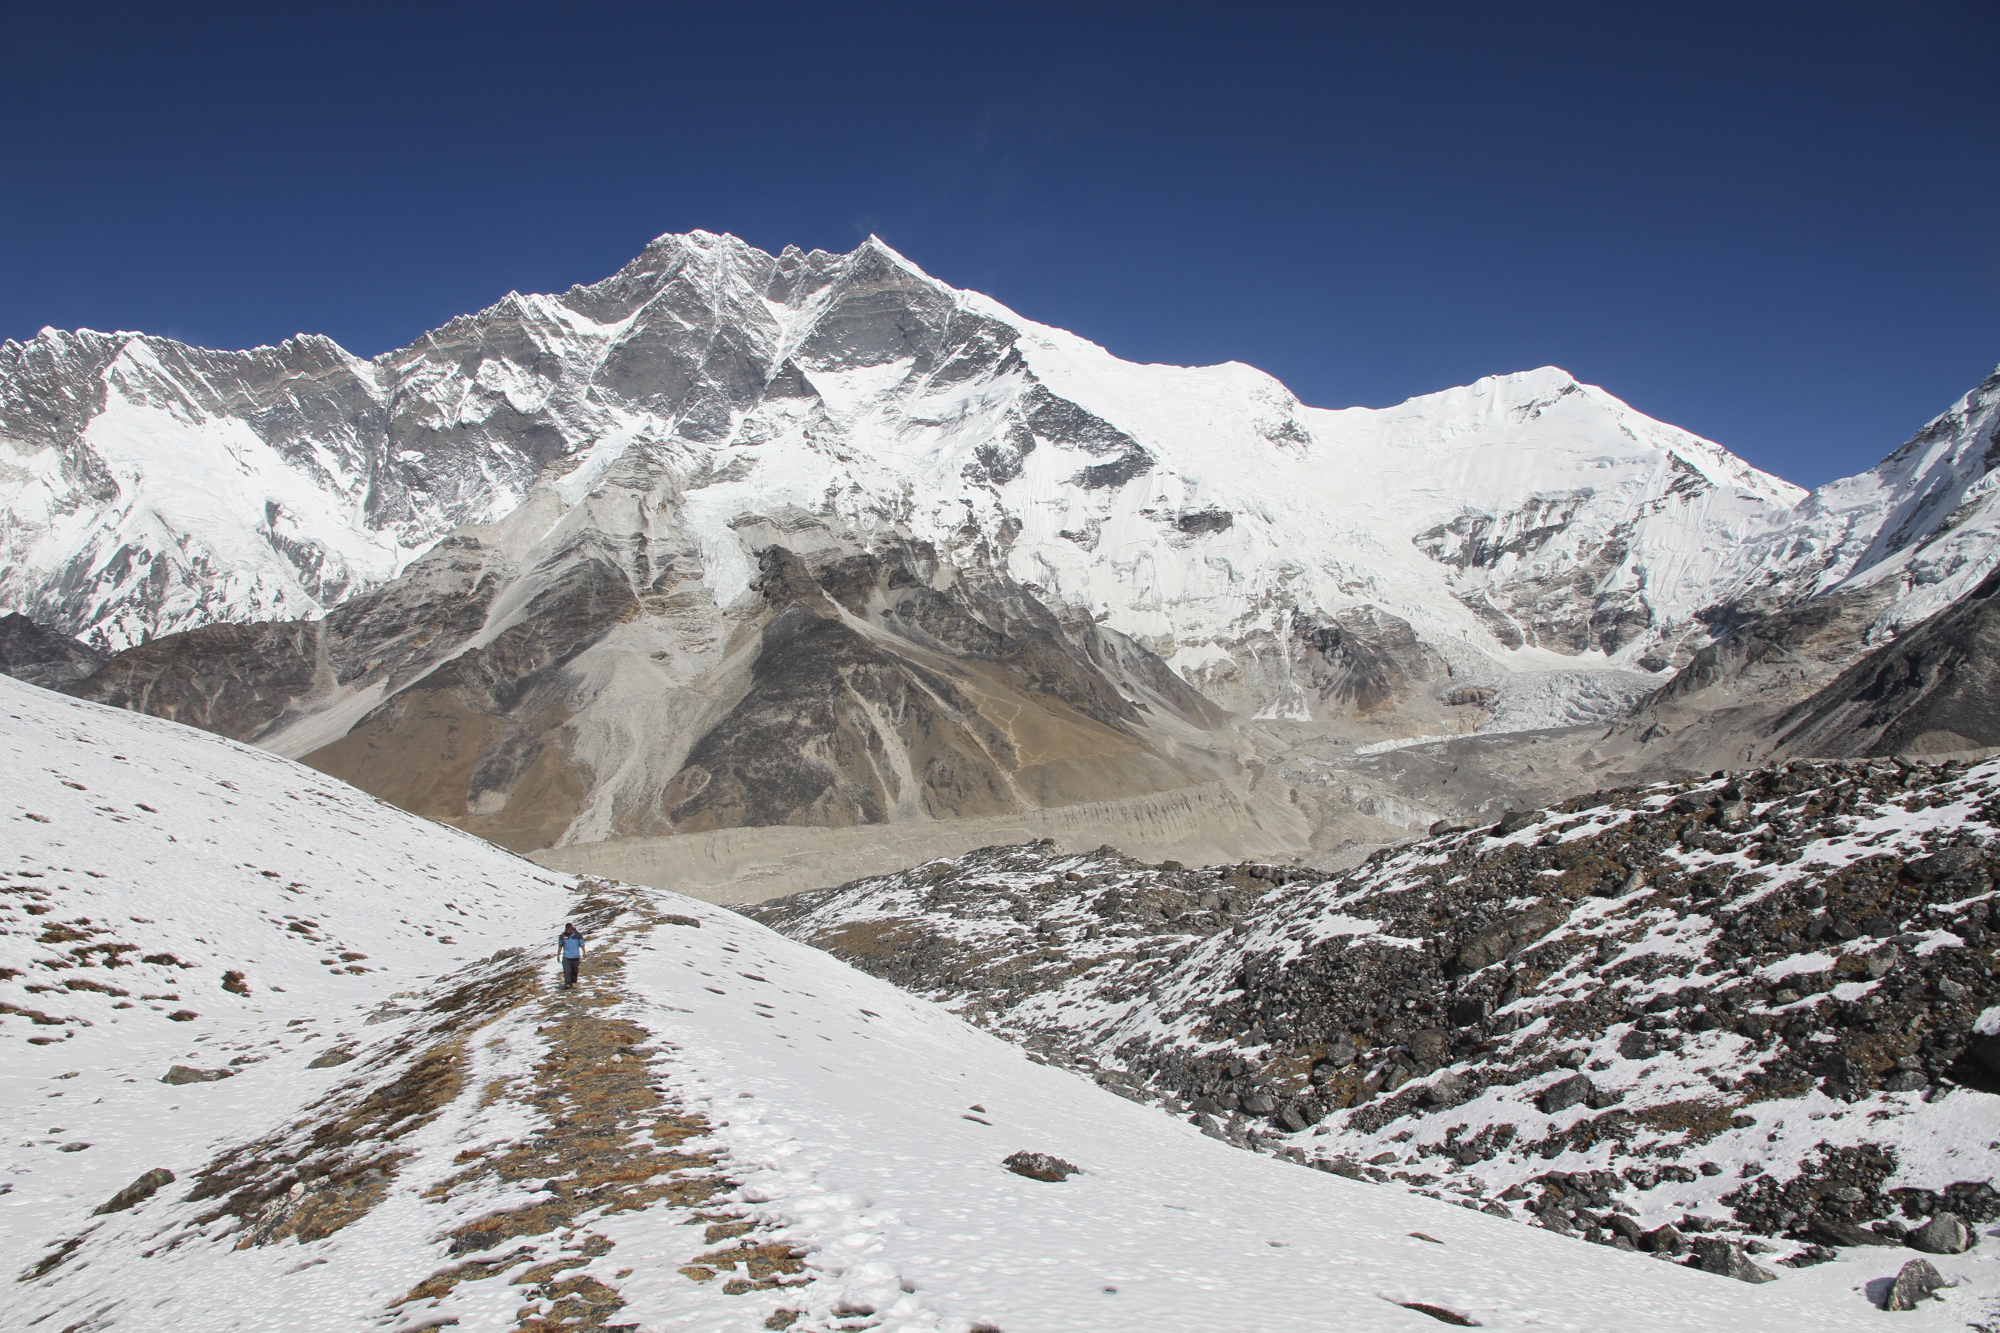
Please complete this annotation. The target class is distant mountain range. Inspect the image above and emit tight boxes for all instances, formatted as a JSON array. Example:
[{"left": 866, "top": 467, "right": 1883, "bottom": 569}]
[{"left": 3, "top": 233, "right": 1996, "bottom": 879}]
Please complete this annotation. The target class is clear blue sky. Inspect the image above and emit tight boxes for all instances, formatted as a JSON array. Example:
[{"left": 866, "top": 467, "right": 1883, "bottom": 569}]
[{"left": 3, "top": 1, "right": 1994, "bottom": 489}]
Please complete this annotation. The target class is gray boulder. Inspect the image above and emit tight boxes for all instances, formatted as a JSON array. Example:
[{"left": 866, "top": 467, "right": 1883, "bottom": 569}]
[
  {"left": 1317, "top": 1038, "right": 1360, "bottom": 1071},
  {"left": 1538, "top": 1073, "right": 1595, "bottom": 1114},
  {"left": 1409, "top": 1028, "right": 1450, "bottom": 1065},
  {"left": 1906, "top": 846, "right": 1985, "bottom": 882},
  {"left": 1905, "top": 1212, "right": 1975, "bottom": 1255},
  {"left": 1422, "top": 1071, "right": 1468, "bottom": 1105},
  {"left": 1640, "top": 1223, "right": 1688, "bottom": 1255},
  {"left": 1003, "top": 1151, "right": 1079, "bottom": 1182},
  {"left": 1806, "top": 1216, "right": 1900, "bottom": 1248},
  {"left": 1490, "top": 809, "right": 1546, "bottom": 836},
  {"left": 1452, "top": 901, "right": 1570, "bottom": 974},
  {"left": 1883, "top": 1257, "right": 1947, "bottom": 1310},
  {"left": 1688, "top": 1236, "right": 1778, "bottom": 1284}
]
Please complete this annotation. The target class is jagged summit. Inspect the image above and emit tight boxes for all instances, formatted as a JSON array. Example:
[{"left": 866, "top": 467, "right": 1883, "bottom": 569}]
[{"left": 0, "top": 231, "right": 1807, "bottom": 681}]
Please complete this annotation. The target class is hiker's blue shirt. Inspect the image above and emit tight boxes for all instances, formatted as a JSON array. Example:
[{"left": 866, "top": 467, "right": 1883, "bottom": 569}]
[{"left": 560, "top": 935, "right": 584, "bottom": 959}]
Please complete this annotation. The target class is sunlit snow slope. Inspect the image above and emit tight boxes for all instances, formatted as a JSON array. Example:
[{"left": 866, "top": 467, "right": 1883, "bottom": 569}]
[
  {"left": 0, "top": 676, "right": 1894, "bottom": 1331},
  {"left": 1731, "top": 365, "right": 2000, "bottom": 640}
]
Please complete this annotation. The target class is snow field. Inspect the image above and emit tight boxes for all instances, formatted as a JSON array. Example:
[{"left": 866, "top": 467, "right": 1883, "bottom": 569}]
[
  {"left": 0, "top": 673, "right": 1904, "bottom": 1331},
  {"left": 541, "top": 892, "right": 1883, "bottom": 1332}
]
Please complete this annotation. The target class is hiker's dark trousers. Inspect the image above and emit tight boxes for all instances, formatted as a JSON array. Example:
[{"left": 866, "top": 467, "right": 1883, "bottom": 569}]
[{"left": 562, "top": 957, "right": 580, "bottom": 986}]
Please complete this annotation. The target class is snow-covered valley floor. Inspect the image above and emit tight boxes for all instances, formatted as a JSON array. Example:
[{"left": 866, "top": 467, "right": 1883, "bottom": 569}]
[{"left": 0, "top": 674, "right": 1981, "bottom": 1330}]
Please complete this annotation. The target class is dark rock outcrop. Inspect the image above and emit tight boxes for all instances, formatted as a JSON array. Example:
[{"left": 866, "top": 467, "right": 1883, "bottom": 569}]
[
  {"left": 92, "top": 1167, "right": 175, "bottom": 1215},
  {"left": 1769, "top": 564, "right": 2000, "bottom": 758},
  {"left": 0, "top": 613, "right": 106, "bottom": 689}
]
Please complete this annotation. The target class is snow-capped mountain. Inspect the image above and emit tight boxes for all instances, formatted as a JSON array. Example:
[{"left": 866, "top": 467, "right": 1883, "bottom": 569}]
[
  {"left": 10, "top": 233, "right": 1999, "bottom": 866},
  {"left": 1730, "top": 366, "right": 2000, "bottom": 639},
  {"left": 4, "top": 231, "right": 1811, "bottom": 727},
  {"left": 3, "top": 674, "right": 1892, "bottom": 1332}
]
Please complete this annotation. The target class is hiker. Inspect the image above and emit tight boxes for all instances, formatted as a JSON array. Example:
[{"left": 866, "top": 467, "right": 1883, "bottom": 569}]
[{"left": 557, "top": 923, "right": 585, "bottom": 988}]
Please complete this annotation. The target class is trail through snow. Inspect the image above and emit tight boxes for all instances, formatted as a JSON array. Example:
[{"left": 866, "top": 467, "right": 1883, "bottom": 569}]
[{"left": 0, "top": 676, "right": 1964, "bottom": 1330}]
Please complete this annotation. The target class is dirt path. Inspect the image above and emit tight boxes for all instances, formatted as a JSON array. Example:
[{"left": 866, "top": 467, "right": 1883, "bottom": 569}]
[
  {"left": 384, "top": 887, "right": 816, "bottom": 1330},
  {"left": 17, "top": 885, "right": 819, "bottom": 1331}
]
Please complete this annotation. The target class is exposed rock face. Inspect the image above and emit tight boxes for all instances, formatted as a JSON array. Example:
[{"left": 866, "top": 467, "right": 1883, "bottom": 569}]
[
  {"left": 0, "top": 613, "right": 105, "bottom": 688},
  {"left": 69, "top": 448, "right": 1226, "bottom": 852},
  {"left": 655, "top": 542, "right": 1216, "bottom": 833},
  {"left": 1765, "top": 564, "right": 2000, "bottom": 757},
  {"left": 1734, "top": 365, "right": 2000, "bottom": 642},
  {"left": 746, "top": 755, "right": 2000, "bottom": 1264}
]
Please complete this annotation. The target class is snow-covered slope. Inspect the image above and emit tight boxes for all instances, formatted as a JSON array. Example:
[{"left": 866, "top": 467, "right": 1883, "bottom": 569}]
[
  {"left": 749, "top": 755, "right": 2000, "bottom": 1320},
  {"left": 1, "top": 678, "right": 1915, "bottom": 1331},
  {"left": 0, "top": 674, "right": 565, "bottom": 1058}
]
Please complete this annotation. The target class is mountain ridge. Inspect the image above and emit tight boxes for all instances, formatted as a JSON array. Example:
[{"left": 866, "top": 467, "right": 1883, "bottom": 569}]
[{"left": 6, "top": 233, "right": 1999, "bottom": 866}]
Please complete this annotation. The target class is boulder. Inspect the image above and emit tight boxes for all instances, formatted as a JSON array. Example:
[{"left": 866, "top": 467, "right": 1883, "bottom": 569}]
[
  {"left": 1688, "top": 1236, "right": 1778, "bottom": 1283},
  {"left": 1452, "top": 901, "right": 1570, "bottom": 974},
  {"left": 1538, "top": 1074, "right": 1595, "bottom": 1114},
  {"left": 1806, "top": 1216, "right": 1900, "bottom": 1248},
  {"left": 94, "top": 1167, "right": 175, "bottom": 1215},
  {"left": 159, "top": 1064, "right": 233, "bottom": 1085},
  {"left": 1428, "top": 819, "right": 1474, "bottom": 837},
  {"left": 1002, "top": 1151, "right": 1079, "bottom": 1182},
  {"left": 1971, "top": 1031, "right": 2000, "bottom": 1079},
  {"left": 1618, "top": 1029, "right": 1659, "bottom": 1060},
  {"left": 1318, "top": 1039, "right": 1360, "bottom": 1071},
  {"left": 306, "top": 1048, "right": 356, "bottom": 1069},
  {"left": 1409, "top": 1028, "right": 1450, "bottom": 1065},
  {"left": 1640, "top": 1223, "right": 1688, "bottom": 1255},
  {"left": 1882, "top": 1257, "right": 1947, "bottom": 1310},
  {"left": 1490, "top": 809, "right": 1546, "bottom": 837},
  {"left": 1905, "top": 1212, "right": 1975, "bottom": 1255}
]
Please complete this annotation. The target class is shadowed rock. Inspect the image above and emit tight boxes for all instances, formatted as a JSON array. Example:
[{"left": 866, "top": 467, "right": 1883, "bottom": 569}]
[{"left": 0, "top": 614, "right": 105, "bottom": 689}]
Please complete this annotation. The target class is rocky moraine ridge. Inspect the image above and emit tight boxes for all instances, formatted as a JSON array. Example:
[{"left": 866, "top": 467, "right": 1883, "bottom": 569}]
[{"left": 746, "top": 756, "right": 2000, "bottom": 1283}]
